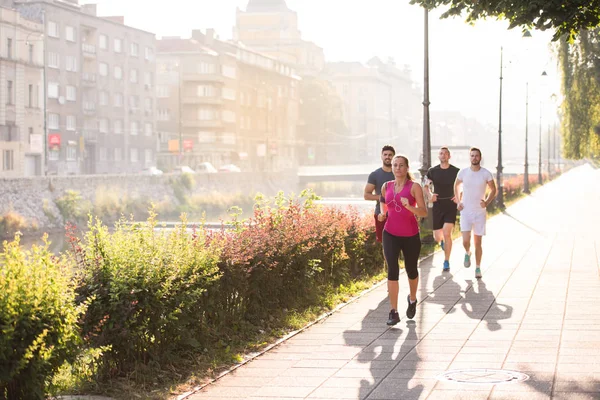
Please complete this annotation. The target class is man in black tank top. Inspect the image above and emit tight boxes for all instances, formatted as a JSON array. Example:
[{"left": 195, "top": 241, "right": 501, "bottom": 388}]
[{"left": 425, "top": 147, "right": 459, "bottom": 272}]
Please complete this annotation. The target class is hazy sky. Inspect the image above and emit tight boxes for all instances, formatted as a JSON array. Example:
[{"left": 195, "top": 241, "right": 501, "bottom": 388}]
[{"left": 83, "top": 0, "right": 562, "bottom": 128}]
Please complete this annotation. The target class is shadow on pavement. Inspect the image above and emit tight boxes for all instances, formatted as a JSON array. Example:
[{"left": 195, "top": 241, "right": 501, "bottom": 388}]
[
  {"left": 342, "top": 298, "right": 424, "bottom": 399},
  {"left": 462, "top": 279, "right": 512, "bottom": 331}
]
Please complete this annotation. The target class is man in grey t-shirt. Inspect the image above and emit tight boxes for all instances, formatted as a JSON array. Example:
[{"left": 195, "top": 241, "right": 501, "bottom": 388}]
[{"left": 364, "top": 145, "right": 395, "bottom": 242}]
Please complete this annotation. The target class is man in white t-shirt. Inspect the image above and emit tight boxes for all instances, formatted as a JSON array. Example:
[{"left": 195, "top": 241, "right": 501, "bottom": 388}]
[{"left": 453, "top": 147, "right": 497, "bottom": 279}]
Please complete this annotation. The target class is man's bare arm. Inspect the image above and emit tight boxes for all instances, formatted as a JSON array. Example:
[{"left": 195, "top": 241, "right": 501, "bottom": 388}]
[{"left": 364, "top": 183, "right": 380, "bottom": 201}]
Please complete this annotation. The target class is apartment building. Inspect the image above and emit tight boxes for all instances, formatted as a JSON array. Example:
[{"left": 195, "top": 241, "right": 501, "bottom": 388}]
[
  {"left": 13, "top": 0, "right": 156, "bottom": 175},
  {"left": 0, "top": 5, "right": 43, "bottom": 177},
  {"left": 156, "top": 29, "right": 300, "bottom": 172}
]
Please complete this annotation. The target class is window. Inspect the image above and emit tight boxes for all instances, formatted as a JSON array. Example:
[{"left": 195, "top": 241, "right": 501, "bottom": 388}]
[
  {"left": 65, "top": 26, "right": 76, "bottom": 42},
  {"left": 7, "top": 38, "right": 12, "bottom": 59},
  {"left": 130, "top": 42, "right": 139, "bottom": 57},
  {"left": 222, "top": 65, "right": 236, "bottom": 78},
  {"left": 144, "top": 149, "right": 152, "bottom": 167},
  {"left": 99, "top": 147, "right": 107, "bottom": 162},
  {"left": 48, "top": 52, "right": 60, "bottom": 68},
  {"left": 158, "top": 109, "right": 170, "bottom": 121},
  {"left": 66, "top": 85, "right": 76, "bottom": 101},
  {"left": 48, "top": 113, "right": 59, "bottom": 129},
  {"left": 99, "top": 119, "right": 108, "bottom": 133},
  {"left": 144, "top": 47, "right": 152, "bottom": 60},
  {"left": 114, "top": 38, "right": 122, "bottom": 53},
  {"left": 28, "top": 44, "right": 34, "bottom": 63},
  {"left": 114, "top": 120, "right": 123, "bottom": 134},
  {"left": 48, "top": 82, "right": 59, "bottom": 99},
  {"left": 66, "top": 56, "right": 77, "bottom": 72},
  {"left": 99, "top": 91, "right": 108, "bottom": 106},
  {"left": 99, "top": 34, "right": 108, "bottom": 50},
  {"left": 3, "top": 150, "right": 14, "bottom": 171},
  {"left": 6, "top": 80, "right": 13, "bottom": 105},
  {"left": 145, "top": 122, "right": 152, "bottom": 136},
  {"left": 198, "top": 131, "right": 216, "bottom": 143},
  {"left": 28, "top": 84, "right": 33, "bottom": 107},
  {"left": 49, "top": 149, "right": 59, "bottom": 161},
  {"left": 129, "top": 95, "right": 139, "bottom": 109},
  {"left": 66, "top": 146, "right": 77, "bottom": 161},
  {"left": 198, "top": 108, "right": 215, "bottom": 120},
  {"left": 114, "top": 66, "right": 122, "bottom": 80},
  {"left": 66, "top": 115, "right": 76, "bottom": 131},
  {"left": 47, "top": 21, "right": 59, "bottom": 38},
  {"left": 157, "top": 85, "right": 169, "bottom": 98},
  {"left": 144, "top": 97, "right": 152, "bottom": 112},
  {"left": 222, "top": 88, "right": 236, "bottom": 100},
  {"left": 114, "top": 148, "right": 122, "bottom": 161},
  {"left": 130, "top": 121, "right": 139, "bottom": 135},
  {"left": 114, "top": 93, "right": 123, "bottom": 107},
  {"left": 198, "top": 62, "right": 216, "bottom": 74},
  {"left": 197, "top": 85, "right": 215, "bottom": 97},
  {"left": 99, "top": 62, "right": 108, "bottom": 76},
  {"left": 144, "top": 72, "right": 152, "bottom": 87},
  {"left": 130, "top": 69, "right": 138, "bottom": 83},
  {"left": 130, "top": 148, "right": 138, "bottom": 162},
  {"left": 221, "top": 133, "right": 236, "bottom": 145}
]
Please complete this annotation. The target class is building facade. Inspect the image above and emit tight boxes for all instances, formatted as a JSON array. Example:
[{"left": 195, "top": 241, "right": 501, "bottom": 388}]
[
  {"left": 156, "top": 29, "right": 299, "bottom": 173},
  {"left": 233, "top": 0, "right": 324, "bottom": 77},
  {"left": 325, "top": 58, "right": 422, "bottom": 164},
  {"left": 0, "top": 5, "right": 43, "bottom": 177},
  {"left": 14, "top": 0, "right": 156, "bottom": 176}
]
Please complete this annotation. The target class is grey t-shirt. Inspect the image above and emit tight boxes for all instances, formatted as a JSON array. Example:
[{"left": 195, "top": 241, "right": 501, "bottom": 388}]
[{"left": 367, "top": 167, "right": 394, "bottom": 215}]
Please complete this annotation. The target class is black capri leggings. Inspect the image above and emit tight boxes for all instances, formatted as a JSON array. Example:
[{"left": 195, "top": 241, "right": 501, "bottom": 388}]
[{"left": 383, "top": 230, "right": 421, "bottom": 281}]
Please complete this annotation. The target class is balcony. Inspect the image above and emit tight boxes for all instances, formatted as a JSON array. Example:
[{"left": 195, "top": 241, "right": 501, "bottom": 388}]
[
  {"left": 182, "top": 119, "right": 223, "bottom": 129},
  {"left": 182, "top": 73, "right": 225, "bottom": 84},
  {"left": 183, "top": 96, "right": 223, "bottom": 105},
  {"left": 82, "top": 130, "right": 98, "bottom": 142},
  {"left": 82, "top": 43, "right": 97, "bottom": 58},
  {"left": 82, "top": 102, "right": 96, "bottom": 115},
  {"left": 81, "top": 72, "right": 97, "bottom": 87}
]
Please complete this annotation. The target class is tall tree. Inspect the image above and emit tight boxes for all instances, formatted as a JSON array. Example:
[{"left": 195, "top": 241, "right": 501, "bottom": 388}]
[{"left": 409, "top": 0, "right": 600, "bottom": 40}]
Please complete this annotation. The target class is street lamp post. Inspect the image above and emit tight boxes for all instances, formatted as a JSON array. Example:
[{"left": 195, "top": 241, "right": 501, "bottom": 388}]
[
  {"left": 538, "top": 100, "right": 543, "bottom": 185},
  {"left": 419, "top": 7, "right": 434, "bottom": 241},
  {"left": 419, "top": 7, "right": 431, "bottom": 181},
  {"left": 496, "top": 46, "right": 505, "bottom": 210},
  {"left": 524, "top": 82, "right": 530, "bottom": 194}
]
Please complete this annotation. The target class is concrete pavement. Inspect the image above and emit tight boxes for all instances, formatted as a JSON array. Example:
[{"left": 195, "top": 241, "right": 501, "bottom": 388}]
[{"left": 185, "top": 164, "right": 600, "bottom": 400}]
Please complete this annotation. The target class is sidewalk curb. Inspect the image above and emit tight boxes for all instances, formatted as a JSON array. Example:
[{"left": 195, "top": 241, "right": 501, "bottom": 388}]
[{"left": 176, "top": 251, "right": 437, "bottom": 399}]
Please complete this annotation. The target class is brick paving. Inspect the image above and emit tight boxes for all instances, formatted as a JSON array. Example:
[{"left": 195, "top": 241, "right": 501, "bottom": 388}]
[{"left": 186, "top": 164, "right": 600, "bottom": 400}]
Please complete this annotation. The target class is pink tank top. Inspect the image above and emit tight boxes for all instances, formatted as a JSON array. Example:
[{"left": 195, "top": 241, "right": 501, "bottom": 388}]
[{"left": 383, "top": 180, "right": 420, "bottom": 237}]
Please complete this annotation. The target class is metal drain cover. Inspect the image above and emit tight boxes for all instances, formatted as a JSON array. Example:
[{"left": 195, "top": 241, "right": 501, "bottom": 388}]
[{"left": 437, "top": 369, "right": 529, "bottom": 384}]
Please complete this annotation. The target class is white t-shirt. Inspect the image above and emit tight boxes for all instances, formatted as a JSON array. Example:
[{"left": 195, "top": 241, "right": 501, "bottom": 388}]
[{"left": 457, "top": 167, "right": 493, "bottom": 214}]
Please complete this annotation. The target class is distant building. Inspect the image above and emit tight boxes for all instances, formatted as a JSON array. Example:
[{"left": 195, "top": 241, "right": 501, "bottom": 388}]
[
  {"left": 156, "top": 29, "right": 300, "bottom": 172},
  {"left": 0, "top": 5, "right": 44, "bottom": 177},
  {"left": 12, "top": 0, "right": 157, "bottom": 175},
  {"left": 325, "top": 58, "right": 422, "bottom": 164},
  {"left": 234, "top": 0, "right": 324, "bottom": 77}
]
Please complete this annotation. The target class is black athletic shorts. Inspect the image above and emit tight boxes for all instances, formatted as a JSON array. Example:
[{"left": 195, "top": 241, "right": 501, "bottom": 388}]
[{"left": 432, "top": 198, "right": 458, "bottom": 230}]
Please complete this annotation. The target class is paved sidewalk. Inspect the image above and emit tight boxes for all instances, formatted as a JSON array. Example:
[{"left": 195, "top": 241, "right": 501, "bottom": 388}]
[{"left": 187, "top": 165, "right": 600, "bottom": 400}]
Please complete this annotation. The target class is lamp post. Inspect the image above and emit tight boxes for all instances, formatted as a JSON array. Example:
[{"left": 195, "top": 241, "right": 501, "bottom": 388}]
[
  {"left": 496, "top": 46, "right": 505, "bottom": 209},
  {"left": 419, "top": 7, "right": 431, "bottom": 180},
  {"left": 538, "top": 71, "right": 547, "bottom": 185},
  {"left": 524, "top": 82, "right": 530, "bottom": 194},
  {"left": 522, "top": 30, "right": 532, "bottom": 194},
  {"left": 419, "top": 7, "right": 434, "bottom": 241}
]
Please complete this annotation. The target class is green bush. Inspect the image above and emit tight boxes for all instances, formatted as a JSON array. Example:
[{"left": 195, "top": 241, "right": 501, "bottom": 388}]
[
  {"left": 73, "top": 211, "right": 221, "bottom": 379},
  {"left": 55, "top": 190, "right": 90, "bottom": 222},
  {"left": 0, "top": 234, "right": 83, "bottom": 399},
  {"left": 0, "top": 211, "right": 29, "bottom": 239}
]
